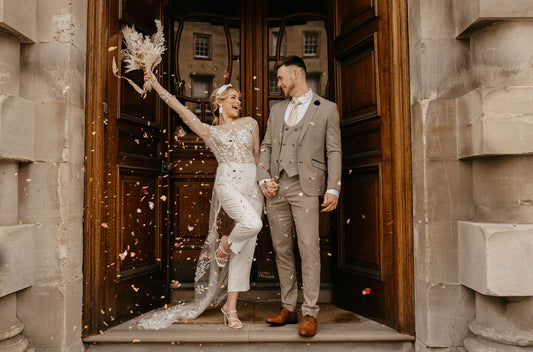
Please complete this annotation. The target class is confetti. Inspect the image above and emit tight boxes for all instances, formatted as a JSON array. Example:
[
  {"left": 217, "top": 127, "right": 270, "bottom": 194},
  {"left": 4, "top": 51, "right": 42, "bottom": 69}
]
[
  {"left": 137, "top": 208, "right": 142, "bottom": 213},
  {"left": 131, "top": 285, "right": 139, "bottom": 292},
  {"left": 160, "top": 195, "right": 167, "bottom": 201},
  {"left": 361, "top": 214, "right": 366, "bottom": 219},
  {"left": 119, "top": 250, "right": 127, "bottom": 260},
  {"left": 387, "top": 220, "right": 394, "bottom": 226},
  {"left": 362, "top": 288, "right": 372, "bottom": 295},
  {"left": 188, "top": 225, "right": 194, "bottom": 231},
  {"left": 148, "top": 201, "right": 155, "bottom": 209},
  {"left": 101, "top": 223, "right": 109, "bottom": 228},
  {"left": 346, "top": 219, "right": 350, "bottom": 224},
  {"left": 223, "top": 73, "right": 230, "bottom": 78},
  {"left": 62, "top": 86, "right": 70, "bottom": 94},
  {"left": 107, "top": 46, "right": 118, "bottom": 52}
]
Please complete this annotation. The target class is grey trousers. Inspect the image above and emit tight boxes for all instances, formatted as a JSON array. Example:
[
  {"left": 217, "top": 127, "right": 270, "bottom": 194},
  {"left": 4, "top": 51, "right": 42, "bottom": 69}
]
[{"left": 266, "top": 171, "right": 320, "bottom": 317}]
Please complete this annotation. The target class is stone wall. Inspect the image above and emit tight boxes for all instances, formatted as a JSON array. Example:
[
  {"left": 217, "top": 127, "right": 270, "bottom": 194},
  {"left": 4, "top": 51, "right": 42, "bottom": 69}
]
[
  {"left": 0, "top": 0, "right": 87, "bottom": 350},
  {"left": 409, "top": 0, "right": 533, "bottom": 351}
]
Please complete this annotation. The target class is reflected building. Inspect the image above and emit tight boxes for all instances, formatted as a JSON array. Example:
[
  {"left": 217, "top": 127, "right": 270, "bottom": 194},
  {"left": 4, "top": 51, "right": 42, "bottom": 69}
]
[{"left": 173, "top": 18, "right": 328, "bottom": 125}]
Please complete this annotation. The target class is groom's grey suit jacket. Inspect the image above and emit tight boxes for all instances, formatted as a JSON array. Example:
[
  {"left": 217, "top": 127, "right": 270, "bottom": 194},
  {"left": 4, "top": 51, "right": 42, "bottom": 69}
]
[{"left": 257, "top": 93, "right": 342, "bottom": 196}]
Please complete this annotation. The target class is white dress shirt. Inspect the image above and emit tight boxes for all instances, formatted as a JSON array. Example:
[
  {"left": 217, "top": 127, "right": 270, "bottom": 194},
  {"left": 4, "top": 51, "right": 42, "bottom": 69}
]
[
  {"left": 261, "top": 88, "right": 339, "bottom": 198},
  {"left": 284, "top": 88, "right": 314, "bottom": 125}
]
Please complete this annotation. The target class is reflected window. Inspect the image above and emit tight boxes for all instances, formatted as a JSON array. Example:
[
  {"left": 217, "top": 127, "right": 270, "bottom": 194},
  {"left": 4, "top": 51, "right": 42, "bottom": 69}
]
[
  {"left": 271, "top": 31, "right": 287, "bottom": 56},
  {"left": 194, "top": 33, "right": 211, "bottom": 59},
  {"left": 192, "top": 75, "right": 212, "bottom": 99},
  {"left": 303, "top": 31, "right": 319, "bottom": 57},
  {"left": 307, "top": 72, "right": 321, "bottom": 94},
  {"left": 269, "top": 71, "right": 281, "bottom": 96}
]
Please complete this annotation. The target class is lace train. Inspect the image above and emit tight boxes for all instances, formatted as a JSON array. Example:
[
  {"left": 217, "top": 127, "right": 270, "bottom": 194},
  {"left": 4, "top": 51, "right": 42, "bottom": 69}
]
[{"left": 137, "top": 193, "right": 229, "bottom": 330}]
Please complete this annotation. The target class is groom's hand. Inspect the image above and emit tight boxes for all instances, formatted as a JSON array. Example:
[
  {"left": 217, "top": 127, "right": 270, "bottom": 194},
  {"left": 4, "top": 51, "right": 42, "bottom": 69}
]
[{"left": 321, "top": 193, "right": 338, "bottom": 212}]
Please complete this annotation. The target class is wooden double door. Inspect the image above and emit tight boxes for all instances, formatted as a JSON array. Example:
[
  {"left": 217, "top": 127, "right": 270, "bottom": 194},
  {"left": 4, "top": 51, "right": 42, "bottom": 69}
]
[{"left": 84, "top": 0, "right": 413, "bottom": 337}]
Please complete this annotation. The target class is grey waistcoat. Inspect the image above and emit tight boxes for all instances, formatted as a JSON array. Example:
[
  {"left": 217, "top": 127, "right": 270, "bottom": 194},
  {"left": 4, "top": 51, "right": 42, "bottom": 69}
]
[{"left": 278, "top": 119, "right": 303, "bottom": 177}]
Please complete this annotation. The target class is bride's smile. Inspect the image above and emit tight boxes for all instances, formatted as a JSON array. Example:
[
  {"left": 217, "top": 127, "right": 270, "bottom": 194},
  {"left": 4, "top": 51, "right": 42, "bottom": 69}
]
[{"left": 220, "top": 90, "right": 242, "bottom": 121}]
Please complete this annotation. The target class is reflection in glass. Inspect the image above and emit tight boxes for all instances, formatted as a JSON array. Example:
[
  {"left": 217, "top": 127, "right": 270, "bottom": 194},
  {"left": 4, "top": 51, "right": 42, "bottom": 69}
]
[
  {"left": 174, "top": 17, "right": 240, "bottom": 130},
  {"left": 191, "top": 74, "right": 212, "bottom": 99},
  {"left": 178, "top": 19, "right": 228, "bottom": 101},
  {"left": 268, "top": 61, "right": 281, "bottom": 96},
  {"left": 267, "top": 17, "right": 328, "bottom": 112},
  {"left": 268, "top": 22, "right": 286, "bottom": 57},
  {"left": 232, "top": 59, "right": 241, "bottom": 92},
  {"left": 229, "top": 21, "right": 240, "bottom": 56},
  {"left": 303, "top": 31, "right": 320, "bottom": 57}
]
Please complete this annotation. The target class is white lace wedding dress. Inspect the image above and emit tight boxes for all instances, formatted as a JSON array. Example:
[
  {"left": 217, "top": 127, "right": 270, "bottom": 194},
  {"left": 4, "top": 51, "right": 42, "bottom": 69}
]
[{"left": 137, "top": 102, "right": 263, "bottom": 330}]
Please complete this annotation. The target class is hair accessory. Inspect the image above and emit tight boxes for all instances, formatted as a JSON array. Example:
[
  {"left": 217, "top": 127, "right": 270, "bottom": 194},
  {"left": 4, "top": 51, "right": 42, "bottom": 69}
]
[{"left": 216, "top": 84, "right": 232, "bottom": 97}]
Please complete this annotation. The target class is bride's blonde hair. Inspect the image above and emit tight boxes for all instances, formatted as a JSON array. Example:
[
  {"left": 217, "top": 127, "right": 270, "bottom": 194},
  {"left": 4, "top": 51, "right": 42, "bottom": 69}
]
[{"left": 210, "top": 85, "right": 241, "bottom": 126}]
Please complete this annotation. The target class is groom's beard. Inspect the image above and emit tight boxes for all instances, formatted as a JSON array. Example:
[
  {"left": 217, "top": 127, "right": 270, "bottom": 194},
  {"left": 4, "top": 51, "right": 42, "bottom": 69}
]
[{"left": 281, "top": 82, "right": 295, "bottom": 98}]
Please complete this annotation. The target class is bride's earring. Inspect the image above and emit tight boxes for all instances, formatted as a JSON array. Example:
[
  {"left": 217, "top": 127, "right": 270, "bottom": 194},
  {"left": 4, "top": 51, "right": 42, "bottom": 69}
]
[{"left": 219, "top": 105, "right": 223, "bottom": 115}]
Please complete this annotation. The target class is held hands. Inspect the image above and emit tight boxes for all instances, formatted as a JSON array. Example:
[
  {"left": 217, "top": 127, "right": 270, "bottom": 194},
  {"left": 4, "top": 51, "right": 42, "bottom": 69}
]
[
  {"left": 261, "top": 179, "right": 279, "bottom": 198},
  {"left": 321, "top": 192, "right": 338, "bottom": 213}
]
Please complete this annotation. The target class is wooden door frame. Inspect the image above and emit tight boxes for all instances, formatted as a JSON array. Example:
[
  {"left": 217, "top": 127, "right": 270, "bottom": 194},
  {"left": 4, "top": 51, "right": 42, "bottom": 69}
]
[
  {"left": 388, "top": 0, "right": 414, "bottom": 336},
  {"left": 83, "top": 0, "right": 108, "bottom": 337},
  {"left": 328, "top": 0, "right": 414, "bottom": 335},
  {"left": 84, "top": 0, "right": 413, "bottom": 337}
]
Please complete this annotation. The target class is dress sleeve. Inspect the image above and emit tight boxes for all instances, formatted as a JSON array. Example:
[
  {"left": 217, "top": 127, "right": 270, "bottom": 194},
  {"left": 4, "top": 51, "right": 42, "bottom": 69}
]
[{"left": 150, "top": 77, "right": 211, "bottom": 140}]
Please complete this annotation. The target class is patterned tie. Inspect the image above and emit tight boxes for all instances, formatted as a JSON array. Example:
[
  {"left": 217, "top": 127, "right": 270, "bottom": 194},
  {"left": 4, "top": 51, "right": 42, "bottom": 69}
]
[{"left": 286, "top": 99, "right": 302, "bottom": 126}]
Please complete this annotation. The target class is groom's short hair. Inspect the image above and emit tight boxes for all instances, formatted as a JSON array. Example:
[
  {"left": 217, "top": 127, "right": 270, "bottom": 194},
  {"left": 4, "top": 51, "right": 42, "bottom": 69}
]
[{"left": 274, "top": 55, "right": 307, "bottom": 74}]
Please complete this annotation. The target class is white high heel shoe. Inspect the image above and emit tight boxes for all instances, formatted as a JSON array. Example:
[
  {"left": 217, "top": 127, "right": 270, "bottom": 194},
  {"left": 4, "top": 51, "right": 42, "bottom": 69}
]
[
  {"left": 215, "top": 236, "right": 231, "bottom": 268},
  {"left": 221, "top": 308, "right": 243, "bottom": 329}
]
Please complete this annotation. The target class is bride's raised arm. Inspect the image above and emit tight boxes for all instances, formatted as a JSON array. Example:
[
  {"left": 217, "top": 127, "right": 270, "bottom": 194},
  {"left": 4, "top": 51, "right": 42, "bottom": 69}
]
[{"left": 144, "top": 71, "right": 209, "bottom": 138}]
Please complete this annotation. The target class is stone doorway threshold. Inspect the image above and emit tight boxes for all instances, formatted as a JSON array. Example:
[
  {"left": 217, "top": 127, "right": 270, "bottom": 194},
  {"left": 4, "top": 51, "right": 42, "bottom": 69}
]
[{"left": 84, "top": 302, "right": 414, "bottom": 351}]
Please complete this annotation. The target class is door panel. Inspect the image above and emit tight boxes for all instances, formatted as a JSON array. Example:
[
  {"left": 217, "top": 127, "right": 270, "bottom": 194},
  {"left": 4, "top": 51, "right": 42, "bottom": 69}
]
[
  {"left": 339, "top": 38, "right": 379, "bottom": 121},
  {"left": 83, "top": 0, "right": 170, "bottom": 335},
  {"left": 332, "top": 0, "right": 394, "bottom": 326},
  {"left": 332, "top": 0, "right": 413, "bottom": 334}
]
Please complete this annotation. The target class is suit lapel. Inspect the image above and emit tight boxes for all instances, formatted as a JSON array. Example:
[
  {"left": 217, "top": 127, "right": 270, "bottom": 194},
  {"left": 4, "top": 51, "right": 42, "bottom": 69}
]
[
  {"left": 298, "top": 94, "right": 320, "bottom": 143},
  {"left": 275, "top": 100, "right": 290, "bottom": 144}
]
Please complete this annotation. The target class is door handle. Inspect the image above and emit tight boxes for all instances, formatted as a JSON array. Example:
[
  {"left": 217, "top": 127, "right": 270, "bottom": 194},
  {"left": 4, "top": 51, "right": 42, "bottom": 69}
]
[{"left": 161, "top": 160, "right": 173, "bottom": 174}]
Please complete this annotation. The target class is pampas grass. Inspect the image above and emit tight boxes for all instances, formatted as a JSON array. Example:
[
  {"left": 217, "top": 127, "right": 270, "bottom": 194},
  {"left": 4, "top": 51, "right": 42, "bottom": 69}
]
[{"left": 113, "top": 19, "right": 166, "bottom": 95}]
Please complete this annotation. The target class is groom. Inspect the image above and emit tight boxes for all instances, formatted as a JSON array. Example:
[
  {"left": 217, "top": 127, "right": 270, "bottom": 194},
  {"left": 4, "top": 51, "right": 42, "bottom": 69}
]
[{"left": 257, "top": 56, "right": 342, "bottom": 337}]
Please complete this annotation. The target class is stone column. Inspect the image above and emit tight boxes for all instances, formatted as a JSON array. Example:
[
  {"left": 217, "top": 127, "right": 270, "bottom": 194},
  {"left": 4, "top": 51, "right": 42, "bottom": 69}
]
[
  {"left": 455, "top": 1, "right": 533, "bottom": 351},
  {"left": 0, "top": 294, "right": 28, "bottom": 352},
  {"left": 0, "top": 3, "right": 36, "bottom": 349}
]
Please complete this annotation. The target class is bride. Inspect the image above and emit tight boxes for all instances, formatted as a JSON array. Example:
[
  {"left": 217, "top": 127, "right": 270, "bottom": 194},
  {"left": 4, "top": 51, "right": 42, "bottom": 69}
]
[{"left": 137, "top": 71, "right": 277, "bottom": 330}]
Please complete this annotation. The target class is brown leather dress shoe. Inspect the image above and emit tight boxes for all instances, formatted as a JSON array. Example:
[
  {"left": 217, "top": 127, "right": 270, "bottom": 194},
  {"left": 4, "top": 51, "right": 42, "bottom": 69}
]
[
  {"left": 298, "top": 315, "right": 317, "bottom": 337},
  {"left": 265, "top": 308, "right": 298, "bottom": 326}
]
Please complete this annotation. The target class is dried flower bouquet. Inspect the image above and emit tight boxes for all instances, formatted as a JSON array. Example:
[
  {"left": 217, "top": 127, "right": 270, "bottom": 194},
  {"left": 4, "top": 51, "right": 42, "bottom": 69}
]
[{"left": 113, "top": 19, "right": 166, "bottom": 96}]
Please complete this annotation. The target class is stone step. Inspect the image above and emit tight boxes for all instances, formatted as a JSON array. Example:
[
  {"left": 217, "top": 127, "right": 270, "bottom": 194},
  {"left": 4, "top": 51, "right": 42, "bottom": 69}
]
[{"left": 84, "top": 315, "right": 414, "bottom": 352}]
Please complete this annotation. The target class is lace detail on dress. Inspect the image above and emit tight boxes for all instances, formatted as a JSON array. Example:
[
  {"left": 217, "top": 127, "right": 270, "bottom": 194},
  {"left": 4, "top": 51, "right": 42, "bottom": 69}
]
[
  {"left": 205, "top": 118, "right": 257, "bottom": 164},
  {"left": 137, "top": 117, "right": 261, "bottom": 330}
]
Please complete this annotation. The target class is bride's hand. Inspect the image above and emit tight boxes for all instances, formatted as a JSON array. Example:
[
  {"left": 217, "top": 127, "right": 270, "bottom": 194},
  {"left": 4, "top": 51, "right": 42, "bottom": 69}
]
[{"left": 144, "top": 70, "right": 155, "bottom": 83}]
